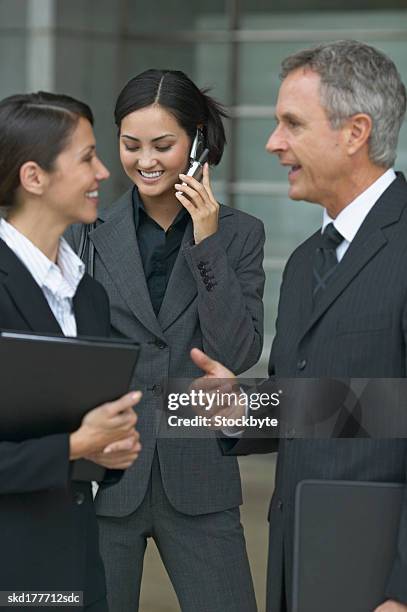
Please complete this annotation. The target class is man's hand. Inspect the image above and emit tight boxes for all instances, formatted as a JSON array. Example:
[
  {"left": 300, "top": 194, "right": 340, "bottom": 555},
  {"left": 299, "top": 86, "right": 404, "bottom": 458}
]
[
  {"left": 69, "top": 391, "right": 142, "bottom": 460},
  {"left": 190, "top": 348, "right": 245, "bottom": 424},
  {"left": 190, "top": 348, "right": 235, "bottom": 379},
  {"left": 85, "top": 430, "right": 141, "bottom": 469},
  {"left": 375, "top": 600, "right": 407, "bottom": 611}
]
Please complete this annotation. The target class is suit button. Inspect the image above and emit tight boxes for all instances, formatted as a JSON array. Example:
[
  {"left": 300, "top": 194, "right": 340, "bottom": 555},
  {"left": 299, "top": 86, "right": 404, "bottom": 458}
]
[
  {"left": 200, "top": 269, "right": 207, "bottom": 277},
  {"left": 297, "top": 359, "right": 307, "bottom": 371},
  {"left": 277, "top": 499, "right": 283, "bottom": 511},
  {"left": 206, "top": 281, "right": 217, "bottom": 291},
  {"left": 155, "top": 339, "right": 167, "bottom": 349},
  {"left": 74, "top": 492, "right": 85, "bottom": 506},
  {"left": 151, "top": 384, "right": 163, "bottom": 396},
  {"left": 198, "top": 262, "right": 206, "bottom": 270}
]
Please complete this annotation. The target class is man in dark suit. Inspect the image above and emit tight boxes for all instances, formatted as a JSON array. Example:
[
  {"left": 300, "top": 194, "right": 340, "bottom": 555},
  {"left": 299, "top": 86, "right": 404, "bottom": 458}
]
[{"left": 191, "top": 40, "right": 407, "bottom": 612}]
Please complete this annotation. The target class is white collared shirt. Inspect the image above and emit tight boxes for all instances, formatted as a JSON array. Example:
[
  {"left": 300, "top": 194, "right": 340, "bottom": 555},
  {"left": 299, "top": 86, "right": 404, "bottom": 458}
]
[
  {"left": 322, "top": 168, "right": 397, "bottom": 261},
  {"left": 0, "top": 219, "right": 85, "bottom": 336}
]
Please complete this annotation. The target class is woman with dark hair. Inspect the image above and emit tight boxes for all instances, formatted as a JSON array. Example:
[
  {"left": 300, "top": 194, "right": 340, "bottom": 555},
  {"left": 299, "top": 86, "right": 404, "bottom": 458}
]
[
  {"left": 67, "top": 69, "right": 264, "bottom": 612},
  {"left": 0, "top": 91, "right": 142, "bottom": 612}
]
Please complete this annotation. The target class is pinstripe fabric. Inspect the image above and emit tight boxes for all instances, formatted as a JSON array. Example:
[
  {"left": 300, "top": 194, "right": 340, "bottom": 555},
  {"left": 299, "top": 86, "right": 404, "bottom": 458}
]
[
  {"left": 0, "top": 219, "right": 84, "bottom": 336},
  {"left": 98, "top": 453, "right": 256, "bottom": 612},
  {"left": 227, "top": 173, "right": 407, "bottom": 611},
  {"left": 323, "top": 167, "right": 397, "bottom": 262},
  {"left": 66, "top": 194, "right": 265, "bottom": 517},
  {"left": 269, "top": 174, "right": 407, "bottom": 612}
]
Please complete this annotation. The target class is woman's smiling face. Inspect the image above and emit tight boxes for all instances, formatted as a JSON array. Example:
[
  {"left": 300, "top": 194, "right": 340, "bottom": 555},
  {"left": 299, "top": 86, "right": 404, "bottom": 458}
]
[
  {"left": 119, "top": 104, "right": 191, "bottom": 200},
  {"left": 39, "top": 117, "right": 109, "bottom": 226}
]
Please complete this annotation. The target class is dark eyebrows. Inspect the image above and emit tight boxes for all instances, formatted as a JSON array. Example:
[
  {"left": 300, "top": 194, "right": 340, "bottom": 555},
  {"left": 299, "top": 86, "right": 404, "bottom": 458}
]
[
  {"left": 79, "top": 144, "right": 96, "bottom": 155},
  {"left": 121, "top": 133, "right": 176, "bottom": 143}
]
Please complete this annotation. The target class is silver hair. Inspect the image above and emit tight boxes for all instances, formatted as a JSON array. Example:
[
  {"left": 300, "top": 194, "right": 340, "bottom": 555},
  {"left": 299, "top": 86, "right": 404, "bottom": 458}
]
[{"left": 280, "top": 40, "right": 406, "bottom": 168}]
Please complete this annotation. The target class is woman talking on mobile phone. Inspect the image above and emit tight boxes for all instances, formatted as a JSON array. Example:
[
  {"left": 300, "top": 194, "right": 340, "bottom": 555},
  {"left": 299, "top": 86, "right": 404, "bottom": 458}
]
[
  {"left": 0, "top": 92, "right": 142, "bottom": 612},
  {"left": 67, "top": 69, "right": 265, "bottom": 612}
]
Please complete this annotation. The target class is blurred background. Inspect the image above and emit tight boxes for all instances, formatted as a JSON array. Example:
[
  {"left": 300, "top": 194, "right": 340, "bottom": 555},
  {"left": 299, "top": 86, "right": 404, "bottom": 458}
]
[{"left": 1, "top": 1, "right": 406, "bottom": 609}]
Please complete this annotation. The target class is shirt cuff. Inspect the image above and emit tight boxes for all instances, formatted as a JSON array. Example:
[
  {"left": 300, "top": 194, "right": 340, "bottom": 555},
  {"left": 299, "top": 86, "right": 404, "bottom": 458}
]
[{"left": 221, "top": 389, "right": 248, "bottom": 437}]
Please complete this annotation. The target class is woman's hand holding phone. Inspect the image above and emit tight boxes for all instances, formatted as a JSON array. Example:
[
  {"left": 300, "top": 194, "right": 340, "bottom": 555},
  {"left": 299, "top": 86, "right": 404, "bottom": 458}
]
[{"left": 175, "top": 163, "right": 219, "bottom": 245}]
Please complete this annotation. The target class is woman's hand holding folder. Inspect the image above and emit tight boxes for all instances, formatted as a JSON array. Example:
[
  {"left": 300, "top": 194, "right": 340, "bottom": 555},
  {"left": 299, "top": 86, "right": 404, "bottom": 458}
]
[{"left": 69, "top": 391, "right": 142, "bottom": 468}]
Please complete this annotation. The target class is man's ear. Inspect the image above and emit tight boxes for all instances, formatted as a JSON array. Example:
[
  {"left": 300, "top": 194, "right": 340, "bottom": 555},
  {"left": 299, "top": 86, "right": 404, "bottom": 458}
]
[
  {"left": 344, "top": 113, "right": 372, "bottom": 157},
  {"left": 19, "top": 161, "right": 49, "bottom": 196}
]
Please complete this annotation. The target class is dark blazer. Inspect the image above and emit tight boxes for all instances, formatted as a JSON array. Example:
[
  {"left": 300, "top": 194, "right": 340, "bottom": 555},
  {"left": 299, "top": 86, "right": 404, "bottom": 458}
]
[
  {"left": 66, "top": 190, "right": 265, "bottom": 517},
  {"left": 227, "top": 173, "right": 407, "bottom": 611},
  {"left": 0, "top": 238, "right": 112, "bottom": 606}
]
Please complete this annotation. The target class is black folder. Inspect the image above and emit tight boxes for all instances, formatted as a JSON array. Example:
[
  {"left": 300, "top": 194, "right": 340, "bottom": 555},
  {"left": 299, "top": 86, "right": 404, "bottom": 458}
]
[
  {"left": 292, "top": 480, "right": 403, "bottom": 612},
  {"left": 0, "top": 331, "right": 140, "bottom": 442}
]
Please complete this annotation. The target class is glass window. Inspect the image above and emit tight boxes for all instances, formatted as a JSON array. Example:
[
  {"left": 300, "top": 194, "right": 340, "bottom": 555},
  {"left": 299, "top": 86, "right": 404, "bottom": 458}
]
[
  {"left": 240, "top": 0, "right": 407, "bottom": 13},
  {"left": 48, "top": 0, "right": 406, "bottom": 361},
  {"left": 123, "top": 0, "right": 228, "bottom": 33},
  {"left": 236, "top": 119, "right": 285, "bottom": 183},
  {"left": 0, "top": 35, "right": 27, "bottom": 97},
  {"left": 236, "top": 195, "right": 321, "bottom": 262}
]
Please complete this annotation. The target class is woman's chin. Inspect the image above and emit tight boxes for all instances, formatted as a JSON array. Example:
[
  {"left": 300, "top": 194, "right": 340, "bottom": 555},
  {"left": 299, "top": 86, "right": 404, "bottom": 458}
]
[{"left": 77, "top": 207, "right": 98, "bottom": 226}]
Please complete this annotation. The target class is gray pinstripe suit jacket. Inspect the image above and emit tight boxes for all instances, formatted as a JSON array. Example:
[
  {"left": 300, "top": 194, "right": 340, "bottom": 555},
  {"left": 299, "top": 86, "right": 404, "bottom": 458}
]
[
  {"left": 66, "top": 189, "right": 265, "bottom": 517},
  {"left": 227, "top": 173, "right": 407, "bottom": 611}
]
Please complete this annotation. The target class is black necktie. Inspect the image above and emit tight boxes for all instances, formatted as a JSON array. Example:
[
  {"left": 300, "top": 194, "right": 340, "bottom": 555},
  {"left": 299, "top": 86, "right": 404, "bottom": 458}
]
[{"left": 313, "top": 223, "right": 344, "bottom": 302}]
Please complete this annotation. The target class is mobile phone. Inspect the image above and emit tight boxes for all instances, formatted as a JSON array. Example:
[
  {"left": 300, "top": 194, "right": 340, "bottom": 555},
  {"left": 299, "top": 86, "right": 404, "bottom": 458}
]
[
  {"left": 185, "top": 128, "right": 208, "bottom": 182},
  {"left": 185, "top": 148, "right": 210, "bottom": 182}
]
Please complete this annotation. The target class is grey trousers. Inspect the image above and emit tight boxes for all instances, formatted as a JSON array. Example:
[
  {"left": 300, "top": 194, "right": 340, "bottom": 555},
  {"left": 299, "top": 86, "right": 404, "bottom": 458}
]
[{"left": 98, "top": 453, "right": 257, "bottom": 612}]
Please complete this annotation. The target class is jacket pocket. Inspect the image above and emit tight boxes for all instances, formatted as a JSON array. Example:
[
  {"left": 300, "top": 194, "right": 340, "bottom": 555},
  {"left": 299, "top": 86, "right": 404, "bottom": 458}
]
[{"left": 336, "top": 313, "right": 392, "bottom": 335}]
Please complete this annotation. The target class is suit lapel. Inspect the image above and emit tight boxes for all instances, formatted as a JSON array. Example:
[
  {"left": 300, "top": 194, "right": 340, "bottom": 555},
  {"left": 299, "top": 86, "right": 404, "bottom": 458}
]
[
  {"left": 300, "top": 230, "right": 387, "bottom": 340},
  {"left": 0, "top": 240, "right": 62, "bottom": 334},
  {"left": 158, "top": 205, "right": 236, "bottom": 332},
  {"left": 73, "top": 276, "right": 104, "bottom": 336},
  {"left": 157, "top": 219, "right": 195, "bottom": 332},
  {"left": 296, "top": 237, "right": 315, "bottom": 331},
  {"left": 90, "top": 195, "right": 237, "bottom": 335},
  {"left": 299, "top": 173, "right": 407, "bottom": 342},
  {"left": 89, "top": 191, "right": 165, "bottom": 339}
]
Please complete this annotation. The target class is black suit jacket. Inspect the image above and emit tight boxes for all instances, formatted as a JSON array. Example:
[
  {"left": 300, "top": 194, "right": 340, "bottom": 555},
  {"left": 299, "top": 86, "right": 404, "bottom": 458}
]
[
  {"left": 0, "top": 238, "right": 112, "bottom": 606},
  {"left": 227, "top": 173, "right": 407, "bottom": 611}
]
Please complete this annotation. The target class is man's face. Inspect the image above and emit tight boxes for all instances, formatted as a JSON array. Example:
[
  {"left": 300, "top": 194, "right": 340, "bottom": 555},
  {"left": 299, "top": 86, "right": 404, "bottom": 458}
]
[{"left": 266, "top": 68, "right": 350, "bottom": 209}]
